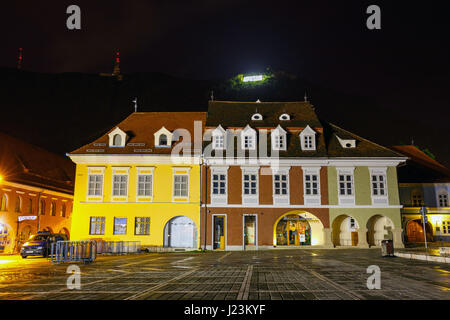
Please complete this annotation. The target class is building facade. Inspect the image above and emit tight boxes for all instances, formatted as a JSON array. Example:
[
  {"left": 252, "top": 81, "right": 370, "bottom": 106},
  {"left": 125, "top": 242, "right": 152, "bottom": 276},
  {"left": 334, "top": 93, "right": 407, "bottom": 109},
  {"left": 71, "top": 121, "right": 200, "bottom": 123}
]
[
  {"left": 391, "top": 145, "right": 450, "bottom": 243},
  {"left": 68, "top": 112, "right": 206, "bottom": 249},
  {"left": 0, "top": 133, "right": 74, "bottom": 254},
  {"left": 201, "top": 101, "right": 406, "bottom": 250}
]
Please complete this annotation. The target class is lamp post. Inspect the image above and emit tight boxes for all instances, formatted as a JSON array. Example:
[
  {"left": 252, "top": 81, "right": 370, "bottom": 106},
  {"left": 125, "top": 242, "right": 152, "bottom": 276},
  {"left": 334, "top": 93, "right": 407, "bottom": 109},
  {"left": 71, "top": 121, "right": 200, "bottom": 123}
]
[{"left": 420, "top": 206, "right": 428, "bottom": 253}]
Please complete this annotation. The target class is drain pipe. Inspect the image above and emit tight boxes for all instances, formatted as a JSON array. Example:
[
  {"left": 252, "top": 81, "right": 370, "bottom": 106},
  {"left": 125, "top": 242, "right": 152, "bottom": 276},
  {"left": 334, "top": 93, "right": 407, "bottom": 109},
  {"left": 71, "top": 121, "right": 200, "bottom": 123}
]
[{"left": 203, "top": 160, "right": 208, "bottom": 251}]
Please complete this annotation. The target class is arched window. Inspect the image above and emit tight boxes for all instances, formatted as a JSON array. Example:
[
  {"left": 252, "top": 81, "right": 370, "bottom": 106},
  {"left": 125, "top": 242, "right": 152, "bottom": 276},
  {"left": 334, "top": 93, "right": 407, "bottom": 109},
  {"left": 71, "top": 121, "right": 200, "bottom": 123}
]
[
  {"left": 40, "top": 199, "right": 46, "bottom": 215},
  {"left": 159, "top": 134, "right": 168, "bottom": 146},
  {"left": 113, "top": 134, "right": 122, "bottom": 146},
  {"left": 61, "top": 203, "right": 66, "bottom": 217},
  {"left": 15, "top": 196, "right": 22, "bottom": 213},
  {"left": 50, "top": 201, "right": 56, "bottom": 216},
  {"left": 0, "top": 194, "right": 7, "bottom": 211},
  {"left": 28, "top": 198, "right": 33, "bottom": 214}
]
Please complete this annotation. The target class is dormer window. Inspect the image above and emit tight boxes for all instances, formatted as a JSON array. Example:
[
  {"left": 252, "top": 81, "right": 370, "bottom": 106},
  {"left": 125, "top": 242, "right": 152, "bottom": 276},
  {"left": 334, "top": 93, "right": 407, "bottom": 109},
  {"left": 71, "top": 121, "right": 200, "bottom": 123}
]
[
  {"left": 271, "top": 125, "right": 287, "bottom": 151},
  {"left": 251, "top": 113, "right": 263, "bottom": 121},
  {"left": 336, "top": 136, "right": 356, "bottom": 148},
  {"left": 241, "top": 125, "right": 256, "bottom": 150},
  {"left": 279, "top": 113, "right": 290, "bottom": 121},
  {"left": 154, "top": 126, "right": 173, "bottom": 148},
  {"left": 108, "top": 127, "right": 127, "bottom": 147},
  {"left": 299, "top": 125, "right": 316, "bottom": 151},
  {"left": 212, "top": 125, "right": 226, "bottom": 150}
]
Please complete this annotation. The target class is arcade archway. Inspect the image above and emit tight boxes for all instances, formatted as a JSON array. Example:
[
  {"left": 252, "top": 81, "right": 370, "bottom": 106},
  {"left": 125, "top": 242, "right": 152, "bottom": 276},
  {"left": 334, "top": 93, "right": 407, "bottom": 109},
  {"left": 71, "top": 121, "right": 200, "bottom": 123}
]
[
  {"left": 332, "top": 215, "right": 360, "bottom": 247},
  {"left": 366, "top": 215, "right": 394, "bottom": 246},
  {"left": 274, "top": 211, "right": 324, "bottom": 246},
  {"left": 163, "top": 216, "right": 197, "bottom": 248}
]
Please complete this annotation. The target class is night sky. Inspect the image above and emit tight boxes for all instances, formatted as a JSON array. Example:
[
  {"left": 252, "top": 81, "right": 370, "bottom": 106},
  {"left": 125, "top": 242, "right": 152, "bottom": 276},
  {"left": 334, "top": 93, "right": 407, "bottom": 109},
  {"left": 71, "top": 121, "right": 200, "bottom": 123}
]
[{"left": 1, "top": 1, "right": 449, "bottom": 164}]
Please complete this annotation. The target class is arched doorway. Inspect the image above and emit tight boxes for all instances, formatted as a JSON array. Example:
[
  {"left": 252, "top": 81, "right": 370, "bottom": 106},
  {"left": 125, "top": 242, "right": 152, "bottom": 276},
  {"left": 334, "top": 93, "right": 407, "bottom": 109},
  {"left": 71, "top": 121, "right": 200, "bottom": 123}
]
[
  {"left": 163, "top": 216, "right": 197, "bottom": 248},
  {"left": 274, "top": 211, "right": 324, "bottom": 246},
  {"left": 406, "top": 219, "right": 433, "bottom": 243},
  {"left": 332, "top": 215, "right": 359, "bottom": 247},
  {"left": 367, "top": 215, "right": 394, "bottom": 246}
]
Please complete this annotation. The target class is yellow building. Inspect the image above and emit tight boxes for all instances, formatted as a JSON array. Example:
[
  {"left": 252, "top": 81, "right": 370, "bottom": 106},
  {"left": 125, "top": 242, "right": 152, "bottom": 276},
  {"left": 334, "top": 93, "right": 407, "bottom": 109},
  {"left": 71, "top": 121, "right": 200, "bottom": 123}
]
[{"left": 68, "top": 112, "right": 206, "bottom": 249}]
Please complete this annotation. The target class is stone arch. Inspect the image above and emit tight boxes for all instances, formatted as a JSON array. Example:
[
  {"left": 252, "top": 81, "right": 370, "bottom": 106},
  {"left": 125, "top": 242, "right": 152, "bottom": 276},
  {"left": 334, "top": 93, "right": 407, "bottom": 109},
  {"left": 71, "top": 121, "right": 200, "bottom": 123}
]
[
  {"left": 331, "top": 214, "right": 361, "bottom": 247},
  {"left": 273, "top": 210, "right": 325, "bottom": 246},
  {"left": 163, "top": 216, "right": 197, "bottom": 248},
  {"left": 366, "top": 215, "right": 395, "bottom": 247},
  {"left": 405, "top": 219, "right": 433, "bottom": 243}
]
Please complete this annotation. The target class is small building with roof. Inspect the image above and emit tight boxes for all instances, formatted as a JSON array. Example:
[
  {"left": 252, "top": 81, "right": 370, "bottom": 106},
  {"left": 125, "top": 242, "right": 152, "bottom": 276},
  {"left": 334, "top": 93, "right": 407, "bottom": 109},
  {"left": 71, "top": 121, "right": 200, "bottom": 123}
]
[{"left": 0, "top": 132, "right": 75, "bottom": 254}]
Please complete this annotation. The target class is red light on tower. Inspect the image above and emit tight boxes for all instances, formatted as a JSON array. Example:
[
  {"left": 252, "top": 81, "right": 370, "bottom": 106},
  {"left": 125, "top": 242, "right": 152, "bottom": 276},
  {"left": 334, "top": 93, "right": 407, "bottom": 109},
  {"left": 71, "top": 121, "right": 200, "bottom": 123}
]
[
  {"left": 113, "top": 50, "right": 120, "bottom": 76},
  {"left": 17, "top": 48, "right": 23, "bottom": 69}
]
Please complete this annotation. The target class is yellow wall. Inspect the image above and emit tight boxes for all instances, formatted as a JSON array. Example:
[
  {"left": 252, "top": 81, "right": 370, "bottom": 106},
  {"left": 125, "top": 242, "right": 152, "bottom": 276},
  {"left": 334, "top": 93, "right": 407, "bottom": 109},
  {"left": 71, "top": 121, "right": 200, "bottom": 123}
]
[{"left": 70, "top": 163, "right": 201, "bottom": 247}]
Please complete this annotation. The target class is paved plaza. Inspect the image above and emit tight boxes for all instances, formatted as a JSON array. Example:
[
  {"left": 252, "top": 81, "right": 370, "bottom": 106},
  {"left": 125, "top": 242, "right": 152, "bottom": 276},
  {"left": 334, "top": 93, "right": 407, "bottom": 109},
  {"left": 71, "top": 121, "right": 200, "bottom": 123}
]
[{"left": 0, "top": 249, "right": 448, "bottom": 300}]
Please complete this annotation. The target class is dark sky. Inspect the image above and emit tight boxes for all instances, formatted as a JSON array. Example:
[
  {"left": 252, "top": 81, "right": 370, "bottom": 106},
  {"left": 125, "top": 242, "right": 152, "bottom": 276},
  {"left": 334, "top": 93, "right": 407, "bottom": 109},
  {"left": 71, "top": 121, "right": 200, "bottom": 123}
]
[{"left": 1, "top": 1, "right": 450, "bottom": 163}]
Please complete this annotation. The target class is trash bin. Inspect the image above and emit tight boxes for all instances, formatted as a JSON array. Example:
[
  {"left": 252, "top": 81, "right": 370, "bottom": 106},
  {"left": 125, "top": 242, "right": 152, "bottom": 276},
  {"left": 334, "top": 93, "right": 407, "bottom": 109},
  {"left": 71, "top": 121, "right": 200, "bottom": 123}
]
[{"left": 381, "top": 240, "right": 394, "bottom": 257}]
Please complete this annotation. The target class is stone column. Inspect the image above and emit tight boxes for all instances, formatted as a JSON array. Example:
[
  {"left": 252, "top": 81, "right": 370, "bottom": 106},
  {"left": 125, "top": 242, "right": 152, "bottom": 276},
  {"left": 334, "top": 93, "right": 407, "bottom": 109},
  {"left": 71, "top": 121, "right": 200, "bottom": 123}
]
[
  {"left": 357, "top": 228, "right": 369, "bottom": 248},
  {"left": 393, "top": 228, "right": 405, "bottom": 248},
  {"left": 323, "top": 228, "right": 334, "bottom": 248}
]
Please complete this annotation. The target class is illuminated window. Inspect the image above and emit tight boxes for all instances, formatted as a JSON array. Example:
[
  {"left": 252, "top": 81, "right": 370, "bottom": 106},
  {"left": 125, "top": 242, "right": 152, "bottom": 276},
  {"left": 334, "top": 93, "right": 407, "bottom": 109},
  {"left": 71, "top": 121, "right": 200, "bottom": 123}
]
[
  {"left": 243, "top": 75, "right": 263, "bottom": 82},
  {"left": 0, "top": 194, "right": 7, "bottom": 211},
  {"left": 442, "top": 221, "right": 450, "bottom": 234},
  {"left": 28, "top": 198, "right": 33, "bottom": 214},
  {"left": 90, "top": 216, "right": 105, "bottom": 235},
  {"left": 135, "top": 217, "right": 150, "bottom": 235},
  {"left": 61, "top": 203, "right": 66, "bottom": 217}
]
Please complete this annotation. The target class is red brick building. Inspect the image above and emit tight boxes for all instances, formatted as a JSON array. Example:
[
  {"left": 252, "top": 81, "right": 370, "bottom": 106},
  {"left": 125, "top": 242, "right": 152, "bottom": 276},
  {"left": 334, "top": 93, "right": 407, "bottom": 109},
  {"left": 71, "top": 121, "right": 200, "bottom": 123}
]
[{"left": 0, "top": 132, "right": 75, "bottom": 254}]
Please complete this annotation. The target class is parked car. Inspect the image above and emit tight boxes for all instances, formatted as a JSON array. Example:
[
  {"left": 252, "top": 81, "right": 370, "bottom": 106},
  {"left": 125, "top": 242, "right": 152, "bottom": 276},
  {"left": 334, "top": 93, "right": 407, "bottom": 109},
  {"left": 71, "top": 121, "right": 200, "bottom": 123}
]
[{"left": 21, "top": 231, "right": 68, "bottom": 258}]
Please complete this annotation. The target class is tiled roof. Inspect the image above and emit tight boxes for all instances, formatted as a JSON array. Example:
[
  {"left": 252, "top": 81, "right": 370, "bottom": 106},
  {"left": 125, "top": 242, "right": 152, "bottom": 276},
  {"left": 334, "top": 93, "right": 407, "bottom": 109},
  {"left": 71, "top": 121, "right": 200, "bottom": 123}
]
[
  {"left": 0, "top": 132, "right": 75, "bottom": 194},
  {"left": 70, "top": 112, "right": 207, "bottom": 155},
  {"left": 390, "top": 145, "right": 450, "bottom": 182}
]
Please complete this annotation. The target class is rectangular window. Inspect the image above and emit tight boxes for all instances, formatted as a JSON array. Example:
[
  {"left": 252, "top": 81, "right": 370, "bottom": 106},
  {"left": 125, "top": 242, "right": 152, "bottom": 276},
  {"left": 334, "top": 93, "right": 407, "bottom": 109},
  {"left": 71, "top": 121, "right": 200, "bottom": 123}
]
[
  {"left": 113, "top": 217, "right": 127, "bottom": 235},
  {"left": 137, "top": 175, "right": 153, "bottom": 197},
  {"left": 304, "top": 136, "right": 313, "bottom": 149},
  {"left": 339, "top": 174, "right": 354, "bottom": 195},
  {"left": 305, "top": 174, "right": 319, "bottom": 195},
  {"left": 244, "top": 135, "right": 254, "bottom": 149},
  {"left": 113, "top": 175, "right": 128, "bottom": 196},
  {"left": 439, "top": 194, "right": 449, "bottom": 207},
  {"left": 274, "top": 135, "right": 285, "bottom": 149},
  {"left": 214, "top": 135, "right": 224, "bottom": 149},
  {"left": 412, "top": 194, "right": 424, "bottom": 207},
  {"left": 273, "top": 174, "right": 288, "bottom": 195},
  {"left": 371, "top": 174, "right": 386, "bottom": 196},
  {"left": 90, "top": 217, "right": 105, "bottom": 235},
  {"left": 135, "top": 217, "right": 151, "bottom": 235},
  {"left": 174, "top": 175, "right": 188, "bottom": 197},
  {"left": 243, "top": 174, "right": 257, "bottom": 195},
  {"left": 212, "top": 174, "right": 226, "bottom": 195},
  {"left": 88, "top": 175, "right": 103, "bottom": 196}
]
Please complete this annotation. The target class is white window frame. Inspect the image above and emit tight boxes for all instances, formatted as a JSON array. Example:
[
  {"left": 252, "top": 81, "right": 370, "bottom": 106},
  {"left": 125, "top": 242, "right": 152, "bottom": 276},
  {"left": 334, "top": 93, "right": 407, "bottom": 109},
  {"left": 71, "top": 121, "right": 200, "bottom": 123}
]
[
  {"left": 271, "top": 125, "right": 287, "bottom": 151},
  {"left": 337, "top": 167, "right": 355, "bottom": 205},
  {"left": 212, "top": 125, "right": 226, "bottom": 150},
  {"left": 437, "top": 190, "right": 449, "bottom": 207},
  {"left": 303, "top": 167, "right": 321, "bottom": 205},
  {"left": 241, "top": 125, "right": 257, "bottom": 151},
  {"left": 272, "top": 167, "right": 290, "bottom": 205},
  {"left": 251, "top": 113, "right": 263, "bottom": 121},
  {"left": 279, "top": 113, "right": 290, "bottom": 121},
  {"left": 87, "top": 167, "right": 105, "bottom": 202},
  {"left": 108, "top": 127, "right": 127, "bottom": 147},
  {"left": 210, "top": 166, "right": 228, "bottom": 205},
  {"left": 172, "top": 167, "right": 191, "bottom": 201},
  {"left": 111, "top": 167, "right": 130, "bottom": 202},
  {"left": 154, "top": 126, "right": 173, "bottom": 148},
  {"left": 136, "top": 167, "right": 155, "bottom": 202},
  {"left": 299, "top": 125, "right": 317, "bottom": 151},
  {"left": 242, "top": 214, "right": 258, "bottom": 249},
  {"left": 370, "top": 167, "right": 388, "bottom": 205},
  {"left": 241, "top": 167, "right": 259, "bottom": 205}
]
